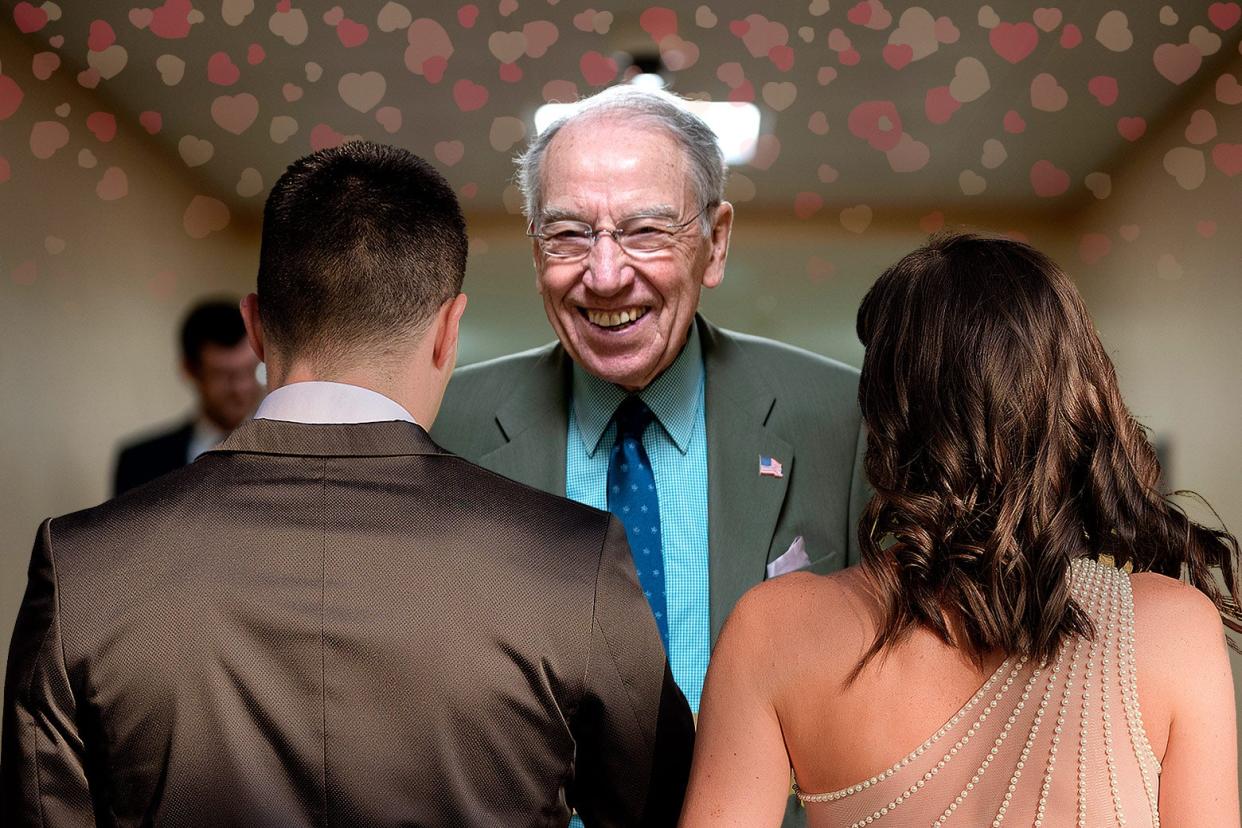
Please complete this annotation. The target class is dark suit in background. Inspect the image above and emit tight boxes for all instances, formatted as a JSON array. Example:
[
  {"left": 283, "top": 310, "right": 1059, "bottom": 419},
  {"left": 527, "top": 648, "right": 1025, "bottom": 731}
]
[
  {"left": 111, "top": 298, "right": 262, "bottom": 496},
  {"left": 112, "top": 419, "right": 192, "bottom": 495},
  {"left": 3, "top": 418, "right": 693, "bottom": 825}
]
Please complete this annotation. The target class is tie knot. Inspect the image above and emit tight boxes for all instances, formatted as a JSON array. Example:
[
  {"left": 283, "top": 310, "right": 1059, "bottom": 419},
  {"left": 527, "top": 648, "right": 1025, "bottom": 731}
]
[{"left": 612, "top": 395, "right": 654, "bottom": 442}]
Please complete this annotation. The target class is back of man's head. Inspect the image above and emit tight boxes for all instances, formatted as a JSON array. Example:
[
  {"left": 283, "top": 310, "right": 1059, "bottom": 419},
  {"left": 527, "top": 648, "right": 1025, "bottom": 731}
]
[{"left": 257, "top": 141, "right": 468, "bottom": 369}]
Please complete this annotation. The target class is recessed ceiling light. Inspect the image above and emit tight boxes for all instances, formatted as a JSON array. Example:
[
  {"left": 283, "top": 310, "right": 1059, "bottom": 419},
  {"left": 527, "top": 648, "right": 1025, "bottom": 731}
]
[
  {"left": 630, "top": 72, "right": 667, "bottom": 90},
  {"left": 533, "top": 98, "right": 761, "bottom": 165}
]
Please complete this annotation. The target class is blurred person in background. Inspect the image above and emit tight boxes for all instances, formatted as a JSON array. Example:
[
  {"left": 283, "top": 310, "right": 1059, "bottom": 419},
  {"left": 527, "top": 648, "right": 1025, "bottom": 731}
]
[
  {"left": 681, "top": 232, "right": 1240, "bottom": 827},
  {"left": 112, "top": 298, "right": 262, "bottom": 494}
]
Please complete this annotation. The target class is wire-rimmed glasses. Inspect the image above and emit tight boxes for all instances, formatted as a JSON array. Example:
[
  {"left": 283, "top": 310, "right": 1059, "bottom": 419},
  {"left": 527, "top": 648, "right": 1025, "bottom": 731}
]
[{"left": 527, "top": 204, "right": 712, "bottom": 259}]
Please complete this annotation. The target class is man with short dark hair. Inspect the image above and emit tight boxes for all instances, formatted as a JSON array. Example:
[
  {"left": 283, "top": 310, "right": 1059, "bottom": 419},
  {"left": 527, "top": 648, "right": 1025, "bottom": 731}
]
[
  {"left": 112, "top": 299, "right": 262, "bottom": 494},
  {"left": 4, "top": 141, "right": 693, "bottom": 826}
]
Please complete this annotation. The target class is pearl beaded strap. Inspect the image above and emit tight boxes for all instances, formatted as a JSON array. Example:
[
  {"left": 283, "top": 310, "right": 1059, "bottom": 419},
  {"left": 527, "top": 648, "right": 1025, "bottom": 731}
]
[
  {"left": 1118, "top": 564, "right": 1162, "bottom": 825},
  {"left": 990, "top": 635, "right": 1070, "bottom": 826},
  {"left": 1033, "top": 560, "right": 1099, "bottom": 828},
  {"left": 858, "top": 659, "right": 1030, "bottom": 828},
  {"left": 795, "top": 558, "right": 1160, "bottom": 828},
  {"left": 792, "top": 655, "right": 1016, "bottom": 804},
  {"left": 794, "top": 660, "right": 1028, "bottom": 828},
  {"left": 1101, "top": 566, "right": 1127, "bottom": 825},
  {"left": 1078, "top": 559, "right": 1104, "bottom": 827},
  {"left": 929, "top": 661, "right": 1044, "bottom": 827}
]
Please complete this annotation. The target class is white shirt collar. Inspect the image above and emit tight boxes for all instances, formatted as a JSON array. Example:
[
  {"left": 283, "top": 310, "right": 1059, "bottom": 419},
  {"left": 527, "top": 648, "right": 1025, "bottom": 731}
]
[
  {"left": 187, "top": 416, "right": 227, "bottom": 463},
  {"left": 253, "top": 381, "right": 417, "bottom": 425}
]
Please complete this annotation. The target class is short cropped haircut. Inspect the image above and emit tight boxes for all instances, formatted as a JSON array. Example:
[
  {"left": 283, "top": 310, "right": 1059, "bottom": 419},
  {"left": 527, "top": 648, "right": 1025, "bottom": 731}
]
[
  {"left": 515, "top": 86, "right": 727, "bottom": 233},
  {"left": 257, "top": 141, "right": 468, "bottom": 365},
  {"left": 180, "top": 299, "right": 246, "bottom": 369}
]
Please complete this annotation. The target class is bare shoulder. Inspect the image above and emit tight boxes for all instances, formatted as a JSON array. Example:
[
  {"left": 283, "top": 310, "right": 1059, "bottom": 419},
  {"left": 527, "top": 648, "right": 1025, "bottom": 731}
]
[
  {"left": 716, "top": 568, "right": 874, "bottom": 683},
  {"left": 1127, "top": 571, "right": 1230, "bottom": 754},
  {"left": 726, "top": 568, "right": 868, "bottom": 631},
  {"left": 1129, "top": 570, "right": 1226, "bottom": 651}
]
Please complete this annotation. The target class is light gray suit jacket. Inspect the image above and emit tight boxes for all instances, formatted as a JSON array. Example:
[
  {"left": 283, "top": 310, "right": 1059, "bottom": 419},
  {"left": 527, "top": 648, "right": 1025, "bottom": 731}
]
[{"left": 432, "top": 316, "right": 868, "bottom": 643}]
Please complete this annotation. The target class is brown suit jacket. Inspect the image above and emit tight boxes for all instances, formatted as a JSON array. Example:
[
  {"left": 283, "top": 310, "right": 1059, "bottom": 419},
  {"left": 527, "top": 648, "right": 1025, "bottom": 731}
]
[{"left": 3, "top": 419, "right": 693, "bottom": 826}]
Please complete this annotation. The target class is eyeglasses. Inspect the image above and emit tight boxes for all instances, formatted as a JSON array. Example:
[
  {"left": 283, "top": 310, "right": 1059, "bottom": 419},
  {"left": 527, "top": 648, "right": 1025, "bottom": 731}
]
[{"left": 527, "top": 204, "right": 712, "bottom": 259}]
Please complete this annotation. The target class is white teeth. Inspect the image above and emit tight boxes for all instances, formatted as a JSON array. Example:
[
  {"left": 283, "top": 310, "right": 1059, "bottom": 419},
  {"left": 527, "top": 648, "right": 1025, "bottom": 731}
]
[{"left": 586, "top": 307, "right": 648, "bottom": 328}]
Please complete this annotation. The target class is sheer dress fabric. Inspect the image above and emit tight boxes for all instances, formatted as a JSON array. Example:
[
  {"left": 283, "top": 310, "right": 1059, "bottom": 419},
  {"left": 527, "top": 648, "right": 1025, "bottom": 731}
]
[{"left": 794, "top": 557, "right": 1160, "bottom": 828}]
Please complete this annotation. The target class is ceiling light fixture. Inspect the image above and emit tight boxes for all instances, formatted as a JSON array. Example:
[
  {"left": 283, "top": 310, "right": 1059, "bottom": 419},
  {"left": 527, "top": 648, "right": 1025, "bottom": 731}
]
[{"left": 533, "top": 97, "right": 761, "bottom": 165}]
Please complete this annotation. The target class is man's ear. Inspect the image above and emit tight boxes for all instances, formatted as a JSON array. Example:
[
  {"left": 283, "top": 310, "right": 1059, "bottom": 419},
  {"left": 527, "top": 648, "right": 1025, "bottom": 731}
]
[
  {"left": 239, "top": 293, "right": 265, "bottom": 363},
  {"left": 702, "top": 201, "right": 734, "bottom": 290},
  {"left": 432, "top": 293, "right": 469, "bottom": 372}
]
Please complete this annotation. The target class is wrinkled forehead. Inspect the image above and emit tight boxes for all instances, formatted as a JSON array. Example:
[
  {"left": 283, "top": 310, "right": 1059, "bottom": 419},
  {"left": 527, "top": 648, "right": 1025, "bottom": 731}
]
[{"left": 538, "top": 116, "right": 695, "bottom": 217}]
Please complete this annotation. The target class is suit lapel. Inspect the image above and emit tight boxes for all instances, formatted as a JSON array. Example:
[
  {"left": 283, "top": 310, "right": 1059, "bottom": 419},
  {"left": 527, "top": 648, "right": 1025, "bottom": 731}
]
[
  {"left": 472, "top": 322, "right": 793, "bottom": 641},
  {"left": 701, "top": 318, "right": 794, "bottom": 641},
  {"left": 479, "top": 345, "right": 569, "bottom": 497}
]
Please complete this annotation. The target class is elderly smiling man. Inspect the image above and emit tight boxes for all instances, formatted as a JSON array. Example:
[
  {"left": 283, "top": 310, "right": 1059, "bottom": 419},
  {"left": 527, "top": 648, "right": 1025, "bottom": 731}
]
[{"left": 432, "top": 86, "right": 866, "bottom": 819}]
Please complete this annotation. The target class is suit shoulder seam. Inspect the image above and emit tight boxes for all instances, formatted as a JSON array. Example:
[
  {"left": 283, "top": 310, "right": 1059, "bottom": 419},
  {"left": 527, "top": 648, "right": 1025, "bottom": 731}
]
[
  {"left": 588, "top": 519, "right": 655, "bottom": 748},
  {"left": 722, "top": 330, "right": 860, "bottom": 375},
  {"left": 439, "top": 455, "right": 610, "bottom": 522},
  {"left": 37, "top": 518, "right": 64, "bottom": 828},
  {"left": 317, "top": 459, "right": 329, "bottom": 824},
  {"left": 42, "top": 519, "right": 71, "bottom": 695},
  {"left": 580, "top": 518, "right": 612, "bottom": 712}
]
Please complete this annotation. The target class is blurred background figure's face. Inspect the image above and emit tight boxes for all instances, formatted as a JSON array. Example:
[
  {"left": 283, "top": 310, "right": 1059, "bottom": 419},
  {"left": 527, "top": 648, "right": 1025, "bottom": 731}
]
[
  {"left": 535, "top": 120, "right": 724, "bottom": 391},
  {"left": 188, "top": 341, "right": 262, "bottom": 430}
]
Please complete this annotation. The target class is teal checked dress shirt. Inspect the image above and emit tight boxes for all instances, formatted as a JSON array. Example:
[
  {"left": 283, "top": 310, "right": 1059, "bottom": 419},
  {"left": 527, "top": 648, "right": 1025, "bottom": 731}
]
[{"left": 566, "top": 324, "right": 711, "bottom": 713}]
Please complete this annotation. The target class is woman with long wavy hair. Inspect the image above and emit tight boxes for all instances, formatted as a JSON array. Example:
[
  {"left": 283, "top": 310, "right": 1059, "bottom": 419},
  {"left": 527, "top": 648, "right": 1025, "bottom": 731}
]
[{"left": 680, "top": 232, "right": 1240, "bottom": 827}]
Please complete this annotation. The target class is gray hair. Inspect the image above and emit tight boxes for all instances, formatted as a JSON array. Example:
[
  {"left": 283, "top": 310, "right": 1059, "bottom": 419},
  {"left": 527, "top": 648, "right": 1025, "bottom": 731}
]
[{"left": 515, "top": 85, "right": 727, "bottom": 233}]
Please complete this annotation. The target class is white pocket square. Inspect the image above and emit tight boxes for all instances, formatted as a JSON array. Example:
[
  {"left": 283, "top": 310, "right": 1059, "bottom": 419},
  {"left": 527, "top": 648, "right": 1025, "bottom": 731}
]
[{"left": 766, "top": 535, "right": 811, "bottom": 578}]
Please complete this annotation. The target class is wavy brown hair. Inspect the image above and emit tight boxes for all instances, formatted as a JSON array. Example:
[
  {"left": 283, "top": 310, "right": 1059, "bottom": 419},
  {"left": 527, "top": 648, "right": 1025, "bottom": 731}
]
[{"left": 854, "top": 231, "right": 1240, "bottom": 670}]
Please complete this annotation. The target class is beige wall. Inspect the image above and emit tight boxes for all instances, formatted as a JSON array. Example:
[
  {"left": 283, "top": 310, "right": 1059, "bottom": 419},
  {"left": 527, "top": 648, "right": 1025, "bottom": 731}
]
[
  {"left": 1053, "top": 54, "right": 1242, "bottom": 791},
  {"left": 0, "top": 24, "right": 261, "bottom": 665},
  {"left": 1064, "top": 83, "right": 1241, "bottom": 537}
]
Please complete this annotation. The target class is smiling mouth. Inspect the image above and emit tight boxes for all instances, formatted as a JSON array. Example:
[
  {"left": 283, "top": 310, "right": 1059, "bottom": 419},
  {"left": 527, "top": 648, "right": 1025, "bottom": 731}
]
[{"left": 580, "top": 306, "right": 650, "bottom": 330}]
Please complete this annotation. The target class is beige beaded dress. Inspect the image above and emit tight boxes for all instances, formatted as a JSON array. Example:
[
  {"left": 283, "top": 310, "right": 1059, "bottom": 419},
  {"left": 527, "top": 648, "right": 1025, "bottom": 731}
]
[{"left": 793, "top": 557, "right": 1161, "bottom": 827}]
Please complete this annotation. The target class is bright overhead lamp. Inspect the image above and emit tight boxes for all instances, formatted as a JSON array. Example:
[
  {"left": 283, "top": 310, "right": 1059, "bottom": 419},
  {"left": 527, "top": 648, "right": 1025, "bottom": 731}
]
[
  {"left": 630, "top": 72, "right": 667, "bottom": 90},
  {"left": 533, "top": 98, "right": 761, "bottom": 166}
]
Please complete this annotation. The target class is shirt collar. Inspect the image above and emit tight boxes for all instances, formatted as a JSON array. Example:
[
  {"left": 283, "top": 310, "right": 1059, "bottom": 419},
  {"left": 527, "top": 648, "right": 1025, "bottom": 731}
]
[
  {"left": 191, "top": 415, "right": 226, "bottom": 446},
  {"left": 253, "top": 381, "right": 418, "bottom": 425},
  {"left": 571, "top": 322, "right": 703, "bottom": 457},
  {"left": 187, "top": 415, "right": 227, "bottom": 463}
]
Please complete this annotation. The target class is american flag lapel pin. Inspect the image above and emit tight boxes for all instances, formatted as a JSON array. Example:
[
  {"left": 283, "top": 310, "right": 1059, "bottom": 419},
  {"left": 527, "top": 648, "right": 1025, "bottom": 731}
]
[{"left": 759, "top": 454, "right": 783, "bottom": 478}]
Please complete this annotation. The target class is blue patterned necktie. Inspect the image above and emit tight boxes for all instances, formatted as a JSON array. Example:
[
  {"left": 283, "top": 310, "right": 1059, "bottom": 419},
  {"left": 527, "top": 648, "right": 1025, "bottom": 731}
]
[{"left": 607, "top": 396, "right": 668, "bottom": 651}]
